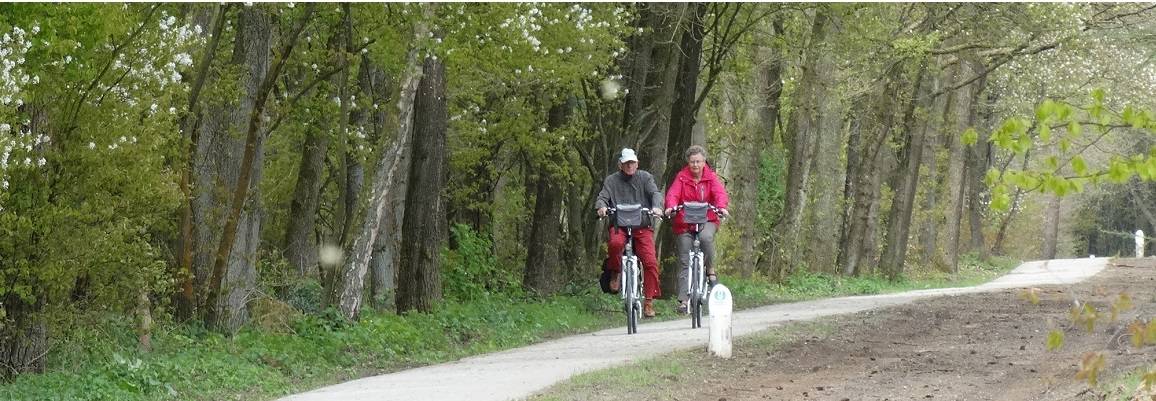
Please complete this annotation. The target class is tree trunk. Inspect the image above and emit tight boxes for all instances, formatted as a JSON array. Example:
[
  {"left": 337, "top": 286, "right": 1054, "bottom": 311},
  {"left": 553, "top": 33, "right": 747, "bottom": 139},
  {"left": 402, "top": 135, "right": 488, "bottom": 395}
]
[
  {"left": 965, "top": 77, "right": 992, "bottom": 259},
  {"left": 738, "top": 16, "right": 784, "bottom": 278},
  {"left": 772, "top": 8, "right": 827, "bottom": 279},
  {"left": 942, "top": 61, "right": 976, "bottom": 273},
  {"left": 0, "top": 298, "right": 47, "bottom": 379},
  {"left": 992, "top": 150, "right": 1029, "bottom": 256},
  {"left": 841, "top": 64, "right": 903, "bottom": 277},
  {"left": 1042, "top": 194, "right": 1061, "bottom": 259},
  {"left": 801, "top": 10, "right": 844, "bottom": 276},
  {"left": 638, "top": 2, "right": 687, "bottom": 178},
  {"left": 879, "top": 61, "right": 929, "bottom": 280},
  {"left": 523, "top": 102, "right": 572, "bottom": 295},
  {"left": 396, "top": 55, "right": 449, "bottom": 314},
  {"left": 176, "top": 4, "right": 227, "bottom": 321},
  {"left": 364, "top": 56, "right": 406, "bottom": 310},
  {"left": 284, "top": 7, "right": 351, "bottom": 278},
  {"left": 284, "top": 129, "right": 327, "bottom": 278},
  {"left": 334, "top": 15, "right": 429, "bottom": 320},
  {"left": 619, "top": 3, "right": 659, "bottom": 157},
  {"left": 838, "top": 110, "right": 863, "bottom": 275},
  {"left": 658, "top": 3, "right": 701, "bottom": 298},
  {"left": 917, "top": 72, "right": 951, "bottom": 268},
  {"left": 200, "top": 7, "right": 276, "bottom": 332}
]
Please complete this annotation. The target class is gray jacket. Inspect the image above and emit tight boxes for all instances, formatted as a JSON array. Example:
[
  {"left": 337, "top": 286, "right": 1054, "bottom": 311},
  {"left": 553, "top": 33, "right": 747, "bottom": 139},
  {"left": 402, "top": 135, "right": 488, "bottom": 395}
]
[{"left": 595, "top": 170, "right": 664, "bottom": 226}]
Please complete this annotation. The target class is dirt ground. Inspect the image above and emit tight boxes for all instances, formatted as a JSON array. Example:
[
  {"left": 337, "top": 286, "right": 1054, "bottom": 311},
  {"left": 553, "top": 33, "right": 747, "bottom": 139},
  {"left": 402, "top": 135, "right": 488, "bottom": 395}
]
[
  {"left": 542, "top": 259, "right": 1156, "bottom": 401},
  {"left": 694, "top": 259, "right": 1156, "bottom": 401}
]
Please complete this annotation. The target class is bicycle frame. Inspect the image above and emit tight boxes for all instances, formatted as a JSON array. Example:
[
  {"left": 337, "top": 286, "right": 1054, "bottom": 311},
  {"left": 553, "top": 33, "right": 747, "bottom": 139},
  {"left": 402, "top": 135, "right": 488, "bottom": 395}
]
[
  {"left": 671, "top": 202, "right": 725, "bottom": 328},
  {"left": 602, "top": 205, "right": 655, "bottom": 334},
  {"left": 620, "top": 226, "right": 642, "bottom": 333}
]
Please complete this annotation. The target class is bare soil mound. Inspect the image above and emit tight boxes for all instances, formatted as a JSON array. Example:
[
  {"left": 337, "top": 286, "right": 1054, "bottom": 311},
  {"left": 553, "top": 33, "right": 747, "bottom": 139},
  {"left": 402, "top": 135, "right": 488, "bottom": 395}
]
[{"left": 656, "top": 259, "right": 1155, "bottom": 401}]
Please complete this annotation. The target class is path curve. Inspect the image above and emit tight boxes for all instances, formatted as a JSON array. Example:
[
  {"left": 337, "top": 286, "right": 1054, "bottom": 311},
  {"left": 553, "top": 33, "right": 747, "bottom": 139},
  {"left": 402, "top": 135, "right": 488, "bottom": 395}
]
[{"left": 278, "top": 257, "right": 1106, "bottom": 401}]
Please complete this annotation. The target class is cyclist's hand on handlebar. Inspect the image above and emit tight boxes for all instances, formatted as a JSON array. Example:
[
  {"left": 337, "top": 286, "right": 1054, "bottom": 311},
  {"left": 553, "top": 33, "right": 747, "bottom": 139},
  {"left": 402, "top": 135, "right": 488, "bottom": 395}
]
[
  {"left": 650, "top": 209, "right": 663, "bottom": 218},
  {"left": 597, "top": 207, "right": 608, "bottom": 217},
  {"left": 718, "top": 208, "right": 730, "bottom": 218},
  {"left": 664, "top": 207, "right": 674, "bottom": 217}
]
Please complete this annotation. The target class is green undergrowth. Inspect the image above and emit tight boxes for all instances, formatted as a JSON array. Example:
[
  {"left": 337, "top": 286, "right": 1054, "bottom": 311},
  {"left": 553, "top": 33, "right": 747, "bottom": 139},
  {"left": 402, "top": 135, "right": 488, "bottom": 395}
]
[
  {"left": 725, "top": 254, "right": 1021, "bottom": 309},
  {"left": 0, "top": 255, "right": 1020, "bottom": 401}
]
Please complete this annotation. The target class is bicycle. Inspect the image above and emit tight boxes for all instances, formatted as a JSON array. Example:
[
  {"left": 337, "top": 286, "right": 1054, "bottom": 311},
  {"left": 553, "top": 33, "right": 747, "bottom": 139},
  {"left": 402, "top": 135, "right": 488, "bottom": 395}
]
[
  {"left": 669, "top": 201, "right": 726, "bottom": 329},
  {"left": 600, "top": 204, "right": 659, "bottom": 335}
]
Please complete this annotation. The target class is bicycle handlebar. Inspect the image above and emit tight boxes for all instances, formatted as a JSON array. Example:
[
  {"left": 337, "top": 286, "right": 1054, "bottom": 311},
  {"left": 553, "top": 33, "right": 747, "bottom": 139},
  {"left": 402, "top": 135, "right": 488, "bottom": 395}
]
[
  {"left": 668, "top": 203, "right": 730, "bottom": 220},
  {"left": 596, "top": 206, "right": 664, "bottom": 220}
]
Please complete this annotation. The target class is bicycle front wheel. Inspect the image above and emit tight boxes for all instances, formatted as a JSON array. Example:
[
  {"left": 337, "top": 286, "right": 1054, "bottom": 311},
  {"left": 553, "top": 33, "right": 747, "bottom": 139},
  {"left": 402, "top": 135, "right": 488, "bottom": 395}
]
[
  {"left": 628, "top": 300, "right": 639, "bottom": 334},
  {"left": 692, "top": 296, "right": 702, "bottom": 328}
]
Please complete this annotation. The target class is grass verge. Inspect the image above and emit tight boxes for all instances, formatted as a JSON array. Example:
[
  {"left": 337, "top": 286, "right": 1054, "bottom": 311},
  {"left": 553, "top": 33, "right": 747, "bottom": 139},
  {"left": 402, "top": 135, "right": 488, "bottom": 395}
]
[{"left": 0, "top": 255, "right": 1020, "bottom": 400}]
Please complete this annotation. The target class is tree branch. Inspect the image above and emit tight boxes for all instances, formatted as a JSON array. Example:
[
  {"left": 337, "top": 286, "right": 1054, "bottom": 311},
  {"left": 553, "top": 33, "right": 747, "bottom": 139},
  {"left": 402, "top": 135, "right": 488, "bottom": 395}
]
[{"left": 68, "top": 4, "right": 160, "bottom": 131}]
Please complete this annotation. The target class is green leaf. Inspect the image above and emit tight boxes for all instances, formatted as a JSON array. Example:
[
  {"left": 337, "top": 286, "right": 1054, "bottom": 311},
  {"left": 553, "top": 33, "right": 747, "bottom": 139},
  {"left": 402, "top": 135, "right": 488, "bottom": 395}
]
[
  {"left": 1068, "top": 121, "right": 1082, "bottom": 138},
  {"left": 1108, "top": 159, "right": 1132, "bottom": 183},
  {"left": 1014, "top": 134, "right": 1032, "bottom": 155},
  {"left": 1071, "top": 156, "right": 1087, "bottom": 176},
  {"left": 984, "top": 168, "right": 1001, "bottom": 186},
  {"left": 1091, "top": 87, "right": 1105, "bottom": 104},
  {"left": 961, "top": 128, "right": 978, "bottom": 145},
  {"left": 1046, "top": 175, "right": 1068, "bottom": 196},
  {"left": 1046, "top": 329, "right": 1064, "bottom": 351},
  {"left": 990, "top": 185, "right": 1011, "bottom": 212},
  {"left": 1055, "top": 102, "right": 1074, "bottom": 122},
  {"left": 1039, "top": 124, "right": 1051, "bottom": 142},
  {"left": 1035, "top": 100, "right": 1055, "bottom": 123}
]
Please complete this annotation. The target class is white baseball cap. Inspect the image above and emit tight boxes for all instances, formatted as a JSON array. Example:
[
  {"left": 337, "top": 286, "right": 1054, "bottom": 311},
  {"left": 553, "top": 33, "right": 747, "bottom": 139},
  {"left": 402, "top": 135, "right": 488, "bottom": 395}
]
[{"left": 619, "top": 148, "right": 639, "bottom": 164}]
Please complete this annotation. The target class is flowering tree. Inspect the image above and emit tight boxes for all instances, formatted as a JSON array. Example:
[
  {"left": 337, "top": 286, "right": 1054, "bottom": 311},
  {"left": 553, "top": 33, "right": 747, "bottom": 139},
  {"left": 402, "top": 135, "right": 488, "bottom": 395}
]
[{"left": 0, "top": 4, "right": 198, "bottom": 374}]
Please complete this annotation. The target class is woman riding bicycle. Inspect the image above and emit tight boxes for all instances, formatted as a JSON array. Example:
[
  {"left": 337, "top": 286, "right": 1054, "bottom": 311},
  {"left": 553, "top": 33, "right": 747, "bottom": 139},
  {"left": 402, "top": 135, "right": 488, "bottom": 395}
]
[{"left": 664, "top": 145, "right": 730, "bottom": 314}]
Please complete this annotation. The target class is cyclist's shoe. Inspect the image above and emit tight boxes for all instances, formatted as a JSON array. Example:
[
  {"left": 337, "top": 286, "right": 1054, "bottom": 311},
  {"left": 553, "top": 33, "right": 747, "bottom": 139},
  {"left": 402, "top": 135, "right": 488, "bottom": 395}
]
[
  {"left": 676, "top": 300, "right": 688, "bottom": 314},
  {"left": 609, "top": 275, "right": 620, "bottom": 293},
  {"left": 707, "top": 272, "right": 718, "bottom": 288},
  {"left": 643, "top": 299, "right": 656, "bottom": 318}
]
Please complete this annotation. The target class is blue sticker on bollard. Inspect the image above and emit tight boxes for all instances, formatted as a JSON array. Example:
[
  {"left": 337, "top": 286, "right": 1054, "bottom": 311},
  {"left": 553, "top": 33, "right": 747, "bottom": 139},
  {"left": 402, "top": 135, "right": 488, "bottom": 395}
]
[{"left": 714, "top": 290, "right": 727, "bottom": 301}]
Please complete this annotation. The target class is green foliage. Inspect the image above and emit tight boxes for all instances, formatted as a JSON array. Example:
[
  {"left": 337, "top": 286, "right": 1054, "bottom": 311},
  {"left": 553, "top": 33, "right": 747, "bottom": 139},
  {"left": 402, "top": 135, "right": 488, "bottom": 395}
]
[
  {"left": 987, "top": 89, "right": 1156, "bottom": 212},
  {"left": 1046, "top": 329, "right": 1065, "bottom": 351},
  {"left": 757, "top": 148, "right": 788, "bottom": 234},
  {"left": 960, "top": 127, "right": 978, "bottom": 146},
  {"left": 0, "top": 295, "right": 613, "bottom": 401},
  {"left": 0, "top": 257, "right": 1024, "bottom": 400},
  {"left": 0, "top": 4, "right": 186, "bottom": 333},
  {"left": 442, "top": 224, "right": 523, "bottom": 301}
]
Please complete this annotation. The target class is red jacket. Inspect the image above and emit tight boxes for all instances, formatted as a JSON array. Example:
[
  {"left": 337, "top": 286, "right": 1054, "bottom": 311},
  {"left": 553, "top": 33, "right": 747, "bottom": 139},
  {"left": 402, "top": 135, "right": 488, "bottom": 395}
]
[{"left": 664, "top": 164, "right": 729, "bottom": 235}]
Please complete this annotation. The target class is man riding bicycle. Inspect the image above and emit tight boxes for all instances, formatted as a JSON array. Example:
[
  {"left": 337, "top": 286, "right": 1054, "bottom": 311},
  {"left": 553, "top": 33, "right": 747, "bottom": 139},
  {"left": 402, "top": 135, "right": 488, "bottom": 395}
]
[
  {"left": 596, "top": 148, "right": 664, "bottom": 318},
  {"left": 664, "top": 145, "right": 730, "bottom": 314}
]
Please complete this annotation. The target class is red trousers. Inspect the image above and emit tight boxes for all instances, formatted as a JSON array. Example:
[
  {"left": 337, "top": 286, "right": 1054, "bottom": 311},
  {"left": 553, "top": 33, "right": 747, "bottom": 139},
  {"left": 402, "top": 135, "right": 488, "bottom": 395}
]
[{"left": 606, "top": 226, "right": 661, "bottom": 299}]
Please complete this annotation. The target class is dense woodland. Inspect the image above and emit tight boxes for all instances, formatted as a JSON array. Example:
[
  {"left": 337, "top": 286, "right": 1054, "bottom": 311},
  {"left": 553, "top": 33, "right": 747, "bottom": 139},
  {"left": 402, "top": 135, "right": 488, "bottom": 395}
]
[{"left": 4, "top": 2, "right": 1156, "bottom": 381}]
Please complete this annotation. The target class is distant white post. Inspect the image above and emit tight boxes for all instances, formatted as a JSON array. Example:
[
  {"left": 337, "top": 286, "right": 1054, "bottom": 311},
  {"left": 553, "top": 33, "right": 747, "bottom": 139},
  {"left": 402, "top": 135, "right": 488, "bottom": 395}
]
[
  {"left": 1136, "top": 230, "right": 1145, "bottom": 258},
  {"left": 708, "top": 284, "right": 733, "bottom": 358}
]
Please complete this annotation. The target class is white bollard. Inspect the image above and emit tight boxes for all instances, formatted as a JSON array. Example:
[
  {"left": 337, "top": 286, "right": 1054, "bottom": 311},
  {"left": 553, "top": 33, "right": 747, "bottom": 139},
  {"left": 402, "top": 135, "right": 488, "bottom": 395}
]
[
  {"left": 708, "top": 284, "right": 733, "bottom": 358},
  {"left": 1136, "top": 230, "right": 1145, "bottom": 258}
]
